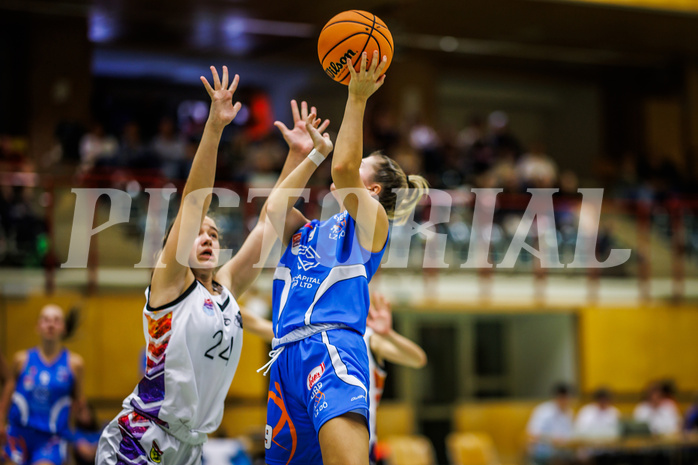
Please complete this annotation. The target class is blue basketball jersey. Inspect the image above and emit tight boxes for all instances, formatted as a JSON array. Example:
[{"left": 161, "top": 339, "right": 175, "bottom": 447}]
[
  {"left": 9, "top": 348, "right": 74, "bottom": 435},
  {"left": 272, "top": 211, "right": 387, "bottom": 339}
]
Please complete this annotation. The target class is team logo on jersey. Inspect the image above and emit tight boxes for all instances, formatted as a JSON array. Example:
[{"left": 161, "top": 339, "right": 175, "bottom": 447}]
[
  {"left": 329, "top": 212, "right": 348, "bottom": 240},
  {"left": 307, "top": 363, "right": 325, "bottom": 390},
  {"left": 23, "top": 366, "right": 37, "bottom": 391},
  {"left": 291, "top": 233, "right": 302, "bottom": 255},
  {"left": 39, "top": 370, "right": 50, "bottom": 386},
  {"left": 329, "top": 224, "right": 345, "bottom": 240},
  {"left": 291, "top": 275, "right": 321, "bottom": 289},
  {"left": 56, "top": 366, "right": 69, "bottom": 383},
  {"left": 203, "top": 298, "right": 215, "bottom": 316},
  {"left": 149, "top": 440, "right": 163, "bottom": 463},
  {"left": 312, "top": 382, "right": 328, "bottom": 418},
  {"left": 297, "top": 245, "right": 320, "bottom": 271}
]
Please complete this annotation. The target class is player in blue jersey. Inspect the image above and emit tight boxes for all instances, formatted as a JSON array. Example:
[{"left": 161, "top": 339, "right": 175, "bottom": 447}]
[
  {"left": 0, "top": 304, "right": 87, "bottom": 465},
  {"left": 262, "top": 51, "right": 428, "bottom": 465}
]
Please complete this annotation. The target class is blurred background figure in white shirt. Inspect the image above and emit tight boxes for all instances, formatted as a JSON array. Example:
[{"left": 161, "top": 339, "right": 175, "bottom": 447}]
[
  {"left": 633, "top": 381, "right": 681, "bottom": 436},
  {"left": 526, "top": 382, "right": 575, "bottom": 465},
  {"left": 575, "top": 387, "right": 621, "bottom": 439}
]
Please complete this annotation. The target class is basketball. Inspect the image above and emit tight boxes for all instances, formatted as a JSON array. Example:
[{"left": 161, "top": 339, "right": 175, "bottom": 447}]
[{"left": 318, "top": 10, "right": 394, "bottom": 85}]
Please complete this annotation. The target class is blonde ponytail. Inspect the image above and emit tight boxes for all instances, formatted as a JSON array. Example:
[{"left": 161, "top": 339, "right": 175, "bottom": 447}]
[
  {"left": 392, "top": 175, "right": 429, "bottom": 225},
  {"left": 369, "top": 152, "right": 429, "bottom": 226}
]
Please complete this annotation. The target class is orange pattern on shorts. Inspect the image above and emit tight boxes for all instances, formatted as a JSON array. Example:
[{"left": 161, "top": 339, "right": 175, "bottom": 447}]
[{"left": 267, "top": 381, "right": 297, "bottom": 465}]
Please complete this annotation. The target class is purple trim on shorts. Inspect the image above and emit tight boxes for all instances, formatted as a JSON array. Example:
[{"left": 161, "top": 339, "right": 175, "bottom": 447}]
[
  {"left": 116, "top": 453, "right": 148, "bottom": 465},
  {"left": 117, "top": 434, "right": 147, "bottom": 462},
  {"left": 116, "top": 414, "right": 150, "bottom": 464},
  {"left": 128, "top": 401, "right": 169, "bottom": 429},
  {"left": 129, "top": 400, "right": 161, "bottom": 420}
]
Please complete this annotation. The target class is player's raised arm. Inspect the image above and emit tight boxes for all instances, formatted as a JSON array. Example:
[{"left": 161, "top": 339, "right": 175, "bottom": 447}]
[
  {"left": 331, "top": 50, "right": 390, "bottom": 252},
  {"left": 264, "top": 113, "right": 333, "bottom": 245},
  {"left": 150, "top": 66, "right": 241, "bottom": 308},
  {"left": 367, "top": 294, "right": 427, "bottom": 368},
  {"left": 216, "top": 100, "right": 330, "bottom": 299}
]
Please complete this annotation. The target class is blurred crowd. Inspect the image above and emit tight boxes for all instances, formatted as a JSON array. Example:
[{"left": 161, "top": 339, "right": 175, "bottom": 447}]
[
  {"left": 0, "top": 104, "right": 695, "bottom": 268},
  {"left": 526, "top": 380, "right": 698, "bottom": 465}
]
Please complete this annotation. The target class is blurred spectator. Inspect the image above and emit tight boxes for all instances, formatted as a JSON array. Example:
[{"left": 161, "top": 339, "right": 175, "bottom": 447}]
[
  {"left": 516, "top": 142, "right": 558, "bottom": 189},
  {"left": 456, "top": 115, "right": 485, "bottom": 154},
  {"left": 13, "top": 186, "right": 45, "bottom": 265},
  {"left": 466, "top": 138, "right": 495, "bottom": 182},
  {"left": 391, "top": 142, "right": 423, "bottom": 178},
  {"left": 613, "top": 151, "right": 643, "bottom": 200},
  {"left": 408, "top": 118, "right": 440, "bottom": 153},
  {"left": 526, "top": 382, "right": 575, "bottom": 465},
  {"left": 43, "top": 121, "right": 85, "bottom": 170},
  {"left": 0, "top": 183, "right": 46, "bottom": 266},
  {"left": 486, "top": 111, "right": 522, "bottom": 161},
  {"left": 574, "top": 388, "right": 620, "bottom": 439},
  {"left": 71, "top": 402, "right": 103, "bottom": 465},
  {"left": 368, "top": 108, "right": 400, "bottom": 154},
  {"left": 438, "top": 126, "right": 466, "bottom": 188},
  {"left": 0, "top": 135, "right": 29, "bottom": 166},
  {"left": 683, "top": 396, "right": 698, "bottom": 432},
  {"left": 182, "top": 136, "right": 200, "bottom": 180},
  {"left": 78, "top": 121, "right": 119, "bottom": 173},
  {"left": 488, "top": 151, "right": 519, "bottom": 193},
  {"left": 246, "top": 135, "right": 286, "bottom": 188},
  {"left": 118, "top": 121, "right": 149, "bottom": 170},
  {"left": 647, "top": 154, "right": 683, "bottom": 202},
  {"left": 408, "top": 117, "right": 442, "bottom": 185},
  {"left": 150, "top": 116, "right": 187, "bottom": 179},
  {"left": 633, "top": 381, "right": 681, "bottom": 436}
]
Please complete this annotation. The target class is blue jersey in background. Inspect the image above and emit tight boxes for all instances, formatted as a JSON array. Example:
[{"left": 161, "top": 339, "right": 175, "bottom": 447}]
[{"left": 9, "top": 348, "right": 74, "bottom": 436}]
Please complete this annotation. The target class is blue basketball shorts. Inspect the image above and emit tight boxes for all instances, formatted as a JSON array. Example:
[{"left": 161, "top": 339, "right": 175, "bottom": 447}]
[
  {"left": 3, "top": 424, "right": 67, "bottom": 465},
  {"left": 264, "top": 329, "right": 370, "bottom": 465}
]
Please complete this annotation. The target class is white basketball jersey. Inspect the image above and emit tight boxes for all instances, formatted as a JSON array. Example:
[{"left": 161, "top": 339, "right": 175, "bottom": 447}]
[
  {"left": 364, "top": 328, "right": 387, "bottom": 448},
  {"left": 124, "top": 279, "right": 243, "bottom": 445}
]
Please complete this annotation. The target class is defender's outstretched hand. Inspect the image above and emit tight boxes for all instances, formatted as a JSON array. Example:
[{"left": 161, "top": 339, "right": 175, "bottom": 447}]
[
  {"left": 274, "top": 100, "right": 330, "bottom": 154},
  {"left": 200, "top": 66, "right": 242, "bottom": 129},
  {"left": 305, "top": 113, "right": 334, "bottom": 157},
  {"left": 367, "top": 293, "right": 392, "bottom": 336},
  {"left": 367, "top": 293, "right": 427, "bottom": 368}
]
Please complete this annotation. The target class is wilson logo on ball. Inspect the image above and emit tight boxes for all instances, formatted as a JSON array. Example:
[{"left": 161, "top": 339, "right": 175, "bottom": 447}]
[
  {"left": 318, "top": 10, "right": 394, "bottom": 85},
  {"left": 325, "top": 49, "right": 357, "bottom": 79}
]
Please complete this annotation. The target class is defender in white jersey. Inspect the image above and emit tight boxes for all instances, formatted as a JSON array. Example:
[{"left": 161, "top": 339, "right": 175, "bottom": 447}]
[
  {"left": 364, "top": 294, "right": 426, "bottom": 464},
  {"left": 97, "top": 68, "right": 330, "bottom": 465}
]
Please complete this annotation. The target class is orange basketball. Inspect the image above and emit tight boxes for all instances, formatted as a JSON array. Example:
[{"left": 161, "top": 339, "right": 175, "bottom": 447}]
[{"left": 318, "top": 10, "right": 394, "bottom": 85}]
